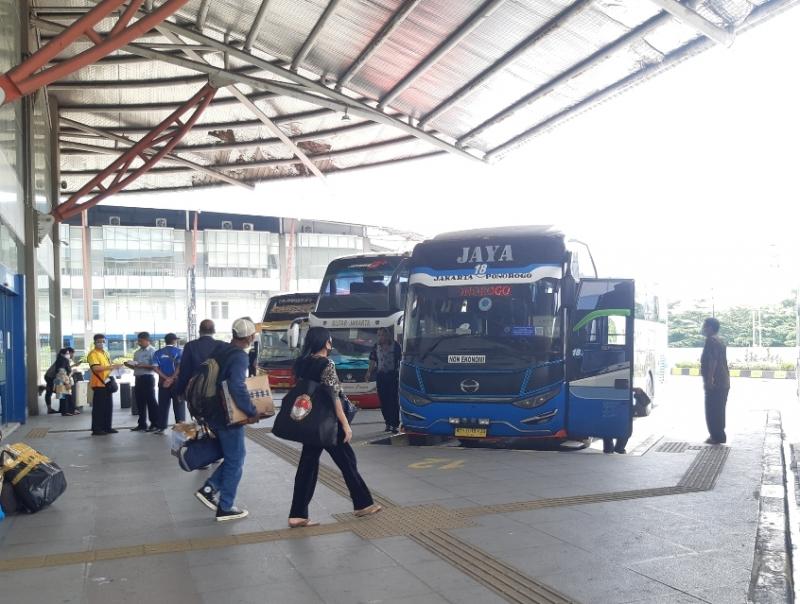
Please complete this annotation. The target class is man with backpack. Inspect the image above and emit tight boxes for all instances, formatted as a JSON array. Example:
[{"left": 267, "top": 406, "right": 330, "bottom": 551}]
[
  {"left": 192, "top": 317, "right": 259, "bottom": 522},
  {"left": 175, "top": 319, "right": 224, "bottom": 397},
  {"left": 153, "top": 333, "right": 184, "bottom": 429}
]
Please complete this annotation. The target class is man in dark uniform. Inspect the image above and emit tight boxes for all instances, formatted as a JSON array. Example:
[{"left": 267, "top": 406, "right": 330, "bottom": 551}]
[
  {"left": 701, "top": 317, "right": 730, "bottom": 444},
  {"left": 175, "top": 319, "right": 225, "bottom": 397}
]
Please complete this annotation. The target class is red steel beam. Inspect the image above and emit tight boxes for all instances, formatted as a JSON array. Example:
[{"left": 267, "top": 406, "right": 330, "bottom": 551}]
[
  {"left": 53, "top": 83, "right": 218, "bottom": 222},
  {"left": 0, "top": 0, "right": 190, "bottom": 105}
]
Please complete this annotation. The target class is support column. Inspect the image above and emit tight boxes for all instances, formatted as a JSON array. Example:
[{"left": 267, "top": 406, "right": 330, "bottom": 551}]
[
  {"left": 49, "top": 95, "right": 63, "bottom": 351},
  {"left": 20, "top": 0, "right": 41, "bottom": 416}
]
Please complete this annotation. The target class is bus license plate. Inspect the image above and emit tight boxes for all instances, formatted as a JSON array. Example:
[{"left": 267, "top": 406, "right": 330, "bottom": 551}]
[{"left": 454, "top": 427, "right": 487, "bottom": 438}]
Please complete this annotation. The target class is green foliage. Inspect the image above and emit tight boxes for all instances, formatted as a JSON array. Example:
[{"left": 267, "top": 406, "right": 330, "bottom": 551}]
[{"left": 669, "top": 296, "right": 798, "bottom": 348}]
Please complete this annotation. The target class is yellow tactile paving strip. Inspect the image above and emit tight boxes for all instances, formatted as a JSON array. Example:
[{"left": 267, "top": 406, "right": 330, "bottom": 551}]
[{"left": 0, "top": 429, "right": 730, "bottom": 604}]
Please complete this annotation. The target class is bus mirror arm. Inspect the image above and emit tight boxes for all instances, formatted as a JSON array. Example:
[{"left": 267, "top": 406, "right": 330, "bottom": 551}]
[{"left": 562, "top": 274, "right": 577, "bottom": 309}]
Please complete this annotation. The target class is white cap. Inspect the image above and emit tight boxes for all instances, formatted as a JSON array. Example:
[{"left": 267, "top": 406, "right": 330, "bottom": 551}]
[{"left": 232, "top": 317, "right": 256, "bottom": 338}]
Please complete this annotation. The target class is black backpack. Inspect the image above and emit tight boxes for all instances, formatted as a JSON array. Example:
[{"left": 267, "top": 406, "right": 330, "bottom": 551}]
[{"left": 185, "top": 348, "right": 237, "bottom": 424}]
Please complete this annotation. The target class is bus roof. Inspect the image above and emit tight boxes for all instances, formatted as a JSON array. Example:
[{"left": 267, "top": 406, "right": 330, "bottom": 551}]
[
  {"left": 262, "top": 292, "right": 318, "bottom": 323},
  {"left": 413, "top": 226, "right": 567, "bottom": 268},
  {"left": 432, "top": 225, "right": 564, "bottom": 242}
]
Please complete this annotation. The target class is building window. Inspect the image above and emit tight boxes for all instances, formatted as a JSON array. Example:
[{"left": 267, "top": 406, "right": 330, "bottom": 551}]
[{"left": 211, "top": 301, "right": 229, "bottom": 320}]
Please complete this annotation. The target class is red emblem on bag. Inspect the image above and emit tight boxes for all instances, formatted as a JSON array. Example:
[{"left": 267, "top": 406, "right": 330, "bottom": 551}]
[{"left": 290, "top": 394, "right": 312, "bottom": 421}]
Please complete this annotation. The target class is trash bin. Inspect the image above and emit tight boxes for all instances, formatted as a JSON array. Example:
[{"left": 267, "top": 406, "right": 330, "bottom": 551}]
[
  {"left": 74, "top": 381, "right": 88, "bottom": 409},
  {"left": 120, "top": 382, "right": 132, "bottom": 409}
]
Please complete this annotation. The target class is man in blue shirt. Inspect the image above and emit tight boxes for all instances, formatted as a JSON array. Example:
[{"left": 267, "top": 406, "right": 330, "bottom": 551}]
[
  {"left": 176, "top": 319, "right": 225, "bottom": 397},
  {"left": 195, "top": 317, "right": 259, "bottom": 522},
  {"left": 153, "top": 333, "right": 184, "bottom": 429},
  {"left": 125, "top": 332, "right": 160, "bottom": 433}
]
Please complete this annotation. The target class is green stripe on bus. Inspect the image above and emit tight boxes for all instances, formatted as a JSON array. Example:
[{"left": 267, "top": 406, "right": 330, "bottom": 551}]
[{"left": 572, "top": 308, "right": 632, "bottom": 332}]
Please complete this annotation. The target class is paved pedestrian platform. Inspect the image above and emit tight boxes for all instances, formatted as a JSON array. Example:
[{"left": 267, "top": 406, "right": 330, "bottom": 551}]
[{"left": 0, "top": 380, "right": 793, "bottom": 604}]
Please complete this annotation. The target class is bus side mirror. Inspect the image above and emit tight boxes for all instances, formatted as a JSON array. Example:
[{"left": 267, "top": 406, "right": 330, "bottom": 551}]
[
  {"left": 287, "top": 322, "right": 301, "bottom": 349},
  {"left": 562, "top": 275, "right": 577, "bottom": 309}
]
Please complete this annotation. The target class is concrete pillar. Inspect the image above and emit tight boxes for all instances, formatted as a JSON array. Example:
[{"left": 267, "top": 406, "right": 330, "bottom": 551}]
[{"left": 49, "top": 96, "right": 63, "bottom": 352}]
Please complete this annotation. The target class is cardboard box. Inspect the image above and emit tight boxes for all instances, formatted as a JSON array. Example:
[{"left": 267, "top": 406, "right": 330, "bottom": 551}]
[{"left": 222, "top": 375, "right": 274, "bottom": 426}]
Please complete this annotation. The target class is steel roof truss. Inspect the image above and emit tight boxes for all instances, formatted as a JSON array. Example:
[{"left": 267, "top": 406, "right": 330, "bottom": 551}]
[
  {"left": 0, "top": 0, "right": 189, "bottom": 105},
  {"left": 54, "top": 83, "right": 218, "bottom": 221}
]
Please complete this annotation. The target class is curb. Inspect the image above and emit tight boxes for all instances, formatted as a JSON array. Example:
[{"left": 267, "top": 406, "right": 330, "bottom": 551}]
[
  {"left": 671, "top": 367, "right": 797, "bottom": 379},
  {"left": 749, "top": 410, "right": 792, "bottom": 602}
]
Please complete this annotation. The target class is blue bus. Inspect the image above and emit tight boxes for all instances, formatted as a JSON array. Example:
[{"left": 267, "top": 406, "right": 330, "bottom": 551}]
[{"left": 399, "top": 226, "right": 634, "bottom": 443}]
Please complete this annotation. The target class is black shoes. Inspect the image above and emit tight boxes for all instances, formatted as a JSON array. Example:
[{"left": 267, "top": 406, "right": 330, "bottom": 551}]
[
  {"left": 195, "top": 485, "right": 219, "bottom": 511},
  {"left": 131, "top": 426, "right": 147, "bottom": 432},
  {"left": 107, "top": 429, "right": 119, "bottom": 434},
  {"left": 91, "top": 431, "right": 106, "bottom": 436},
  {"left": 152, "top": 428, "right": 166, "bottom": 435},
  {"left": 216, "top": 506, "right": 248, "bottom": 522},
  {"left": 145, "top": 426, "right": 158, "bottom": 432}
]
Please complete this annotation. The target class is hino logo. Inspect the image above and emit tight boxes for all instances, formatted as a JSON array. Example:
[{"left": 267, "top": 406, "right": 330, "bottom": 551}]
[
  {"left": 460, "top": 379, "right": 480, "bottom": 394},
  {"left": 456, "top": 245, "right": 514, "bottom": 264}
]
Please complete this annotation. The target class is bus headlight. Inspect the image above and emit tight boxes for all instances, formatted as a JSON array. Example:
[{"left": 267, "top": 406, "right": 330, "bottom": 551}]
[
  {"left": 512, "top": 387, "right": 560, "bottom": 409},
  {"left": 401, "top": 390, "right": 432, "bottom": 407}
]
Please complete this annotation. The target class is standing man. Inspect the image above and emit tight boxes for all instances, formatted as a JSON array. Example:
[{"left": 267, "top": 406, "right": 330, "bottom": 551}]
[
  {"left": 194, "top": 317, "right": 259, "bottom": 522},
  {"left": 126, "top": 332, "right": 160, "bottom": 433},
  {"left": 153, "top": 333, "right": 184, "bottom": 428},
  {"left": 366, "top": 327, "right": 402, "bottom": 433},
  {"left": 701, "top": 317, "right": 730, "bottom": 445},
  {"left": 176, "top": 319, "right": 225, "bottom": 397},
  {"left": 87, "top": 334, "right": 122, "bottom": 436},
  {"left": 248, "top": 339, "right": 259, "bottom": 377}
]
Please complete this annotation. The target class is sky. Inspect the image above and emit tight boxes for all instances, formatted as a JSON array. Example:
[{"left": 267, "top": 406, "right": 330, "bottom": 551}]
[{"left": 116, "top": 5, "right": 800, "bottom": 309}]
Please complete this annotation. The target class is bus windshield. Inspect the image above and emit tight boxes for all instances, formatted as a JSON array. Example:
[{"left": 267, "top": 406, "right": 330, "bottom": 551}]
[
  {"left": 317, "top": 257, "right": 403, "bottom": 314},
  {"left": 329, "top": 328, "right": 378, "bottom": 372},
  {"left": 259, "top": 329, "right": 299, "bottom": 367},
  {"left": 404, "top": 280, "right": 562, "bottom": 366}
]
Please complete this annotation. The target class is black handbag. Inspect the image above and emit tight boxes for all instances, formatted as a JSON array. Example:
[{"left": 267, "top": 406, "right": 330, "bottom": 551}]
[
  {"left": 340, "top": 392, "right": 358, "bottom": 424},
  {"left": 105, "top": 376, "right": 119, "bottom": 394},
  {"left": 272, "top": 379, "right": 338, "bottom": 448}
]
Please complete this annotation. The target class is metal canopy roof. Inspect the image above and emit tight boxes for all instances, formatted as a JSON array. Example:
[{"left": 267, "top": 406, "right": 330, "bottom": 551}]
[{"left": 31, "top": 0, "right": 797, "bottom": 198}]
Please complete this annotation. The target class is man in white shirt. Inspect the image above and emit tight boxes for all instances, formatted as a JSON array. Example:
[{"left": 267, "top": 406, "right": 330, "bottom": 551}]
[{"left": 125, "top": 332, "right": 160, "bottom": 433}]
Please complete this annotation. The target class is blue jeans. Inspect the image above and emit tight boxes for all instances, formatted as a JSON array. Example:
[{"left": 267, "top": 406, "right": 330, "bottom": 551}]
[{"left": 205, "top": 423, "right": 246, "bottom": 511}]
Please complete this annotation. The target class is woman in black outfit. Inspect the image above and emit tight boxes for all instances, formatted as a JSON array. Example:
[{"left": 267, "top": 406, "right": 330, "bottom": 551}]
[
  {"left": 44, "top": 347, "right": 77, "bottom": 415},
  {"left": 288, "top": 327, "right": 382, "bottom": 528}
]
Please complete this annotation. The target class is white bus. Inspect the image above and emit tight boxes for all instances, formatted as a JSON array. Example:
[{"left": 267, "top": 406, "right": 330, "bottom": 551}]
[{"left": 632, "top": 286, "right": 667, "bottom": 416}]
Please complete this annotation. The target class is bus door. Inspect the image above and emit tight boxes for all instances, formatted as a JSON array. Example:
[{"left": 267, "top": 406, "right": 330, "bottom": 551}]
[{"left": 567, "top": 279, "right": 634, "bottom": 439}]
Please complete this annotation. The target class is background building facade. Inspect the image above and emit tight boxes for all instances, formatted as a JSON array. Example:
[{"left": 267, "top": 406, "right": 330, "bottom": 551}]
[{"left": 59, "top": 206, "right": 417, "bottom": 358}]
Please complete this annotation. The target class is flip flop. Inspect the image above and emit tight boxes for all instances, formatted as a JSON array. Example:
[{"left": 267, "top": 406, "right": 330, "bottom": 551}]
[
  {"left": 354, "top": 504, "right": 383, "bottom": 517},
  {"left": 288, "top": 519, "right": 320, "bottom": 528}
]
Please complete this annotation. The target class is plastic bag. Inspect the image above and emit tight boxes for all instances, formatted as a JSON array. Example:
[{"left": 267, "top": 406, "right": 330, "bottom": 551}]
[{"left": 1, "top": 444, "right": 67, "bottom": 513}]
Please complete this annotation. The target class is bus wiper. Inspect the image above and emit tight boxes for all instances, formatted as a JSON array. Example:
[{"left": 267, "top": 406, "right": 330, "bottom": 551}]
[{"left": 419, "top": 334, "right": 469, "bottom": 363}]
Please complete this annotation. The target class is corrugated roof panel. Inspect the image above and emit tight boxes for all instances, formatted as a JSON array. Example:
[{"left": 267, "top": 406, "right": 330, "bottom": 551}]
[
  {"left": 349, "top": 0, "right": 484, "bottom": 102},
  {"left": 301, "top": 0, "right": 405, "bottom": 78}
]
